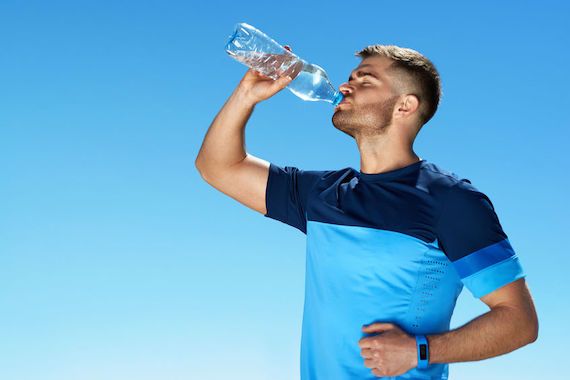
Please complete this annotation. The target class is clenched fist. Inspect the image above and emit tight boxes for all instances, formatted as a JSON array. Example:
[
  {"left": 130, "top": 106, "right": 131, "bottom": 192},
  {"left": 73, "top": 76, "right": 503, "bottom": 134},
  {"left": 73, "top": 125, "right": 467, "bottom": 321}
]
[{"left": 359, "top": 322, "right": 418, "bottom": 377}]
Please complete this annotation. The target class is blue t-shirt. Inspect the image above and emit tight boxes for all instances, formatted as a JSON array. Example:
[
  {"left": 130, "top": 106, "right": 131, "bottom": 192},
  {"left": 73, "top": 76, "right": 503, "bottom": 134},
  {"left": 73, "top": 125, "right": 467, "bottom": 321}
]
[{"left": 263, "top": 159, "right": 525, "bottom": 380}]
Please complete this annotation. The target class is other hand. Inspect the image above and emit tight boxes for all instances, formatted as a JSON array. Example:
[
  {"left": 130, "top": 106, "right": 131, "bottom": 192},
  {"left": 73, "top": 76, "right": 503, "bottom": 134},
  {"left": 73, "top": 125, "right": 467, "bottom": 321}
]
[{"left": 358, "top": 322, "right": 418, "bottom": 377}]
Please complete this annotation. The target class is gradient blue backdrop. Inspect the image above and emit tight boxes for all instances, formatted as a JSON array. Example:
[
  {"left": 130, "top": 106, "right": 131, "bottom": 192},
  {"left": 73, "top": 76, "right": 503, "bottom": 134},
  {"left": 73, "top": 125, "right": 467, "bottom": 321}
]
[{"left": 1, "top": 1, "right": 568, "bottom": 379}]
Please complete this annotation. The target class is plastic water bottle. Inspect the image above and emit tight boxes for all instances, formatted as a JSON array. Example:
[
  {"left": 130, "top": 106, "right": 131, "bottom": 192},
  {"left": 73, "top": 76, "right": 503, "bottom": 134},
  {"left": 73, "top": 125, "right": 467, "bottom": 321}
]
[{"left": 224, "top": 22, "right": 344, "bottom": 107}]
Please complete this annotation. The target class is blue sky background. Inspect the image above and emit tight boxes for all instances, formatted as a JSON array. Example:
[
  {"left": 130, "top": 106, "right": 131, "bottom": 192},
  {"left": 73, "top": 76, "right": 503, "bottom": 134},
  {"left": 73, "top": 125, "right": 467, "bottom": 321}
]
[{"left": 1, "top": 1, "right": 568, "bottom": 379}]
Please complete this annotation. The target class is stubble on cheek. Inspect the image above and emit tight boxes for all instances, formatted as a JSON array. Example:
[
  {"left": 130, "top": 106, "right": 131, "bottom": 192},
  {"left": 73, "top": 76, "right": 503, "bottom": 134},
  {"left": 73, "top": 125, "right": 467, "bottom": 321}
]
[{"left": 332, "top": 96, "right": 400, "bottom": 137}]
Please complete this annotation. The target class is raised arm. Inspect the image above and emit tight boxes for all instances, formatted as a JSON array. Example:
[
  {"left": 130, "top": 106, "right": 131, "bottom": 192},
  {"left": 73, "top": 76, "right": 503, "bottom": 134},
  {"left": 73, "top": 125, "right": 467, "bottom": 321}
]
[{"left": 195, "top": 46, "right": 302, "bottom": 214}]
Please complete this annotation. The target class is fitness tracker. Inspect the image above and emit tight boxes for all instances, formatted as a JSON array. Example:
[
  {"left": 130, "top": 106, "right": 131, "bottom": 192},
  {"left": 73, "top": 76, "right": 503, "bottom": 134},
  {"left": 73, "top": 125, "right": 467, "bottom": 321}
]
[{"left": 415, "top": 335, "right": 429, "bottom": 369}]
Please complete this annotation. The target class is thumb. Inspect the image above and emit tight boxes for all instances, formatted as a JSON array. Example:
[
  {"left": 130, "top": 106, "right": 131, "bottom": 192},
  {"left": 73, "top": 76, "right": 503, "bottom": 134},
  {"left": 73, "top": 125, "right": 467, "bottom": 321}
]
[{"left": 362, "top": 322, "right": 396, "bottom": 333}]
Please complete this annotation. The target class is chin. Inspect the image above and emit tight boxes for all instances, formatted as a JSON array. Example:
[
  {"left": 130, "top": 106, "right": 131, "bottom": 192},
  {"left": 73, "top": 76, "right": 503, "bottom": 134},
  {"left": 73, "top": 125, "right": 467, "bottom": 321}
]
[{"left": 331, "top": 120, "right": 356, "bottom": 139}]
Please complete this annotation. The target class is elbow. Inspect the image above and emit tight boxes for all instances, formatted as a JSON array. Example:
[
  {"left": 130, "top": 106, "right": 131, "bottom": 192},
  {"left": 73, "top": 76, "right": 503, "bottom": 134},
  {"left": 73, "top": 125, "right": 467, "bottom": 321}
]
[
  {"left": 195, "top": 158, "right": 213, "bottom": 184},
  {"left": 528, "top": 305, "right": 539, "bottom": 344},
  {"left": 195, "top": 162, "right": 209, "bottom": 184},
  {"left": 195, "top": 158, "right": 202, "bottom": 173},
  {"left": 521, "top": 312, "right": 539, "bottom": 346},
  {"left": 502, "top": 304, "right": 539, "bottom": 347},
  {"left": 195, "top": 156, "right": 206, "bottom": 177},
  {"left": 528, "top": 319, "right": 539, "bottom": 344}
]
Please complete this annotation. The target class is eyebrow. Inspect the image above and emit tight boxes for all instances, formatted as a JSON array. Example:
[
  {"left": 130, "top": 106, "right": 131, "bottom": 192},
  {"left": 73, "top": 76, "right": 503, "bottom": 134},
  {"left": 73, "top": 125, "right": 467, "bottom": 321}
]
[{"left": 348, "top": 65, "right": 381, "bottom": 82}]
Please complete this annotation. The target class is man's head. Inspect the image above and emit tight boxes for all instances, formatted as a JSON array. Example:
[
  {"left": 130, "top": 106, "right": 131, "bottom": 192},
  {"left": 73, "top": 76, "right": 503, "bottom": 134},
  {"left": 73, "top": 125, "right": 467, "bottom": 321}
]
[{"left": 332, "top": 45, "right": 441, "bottom": 141}]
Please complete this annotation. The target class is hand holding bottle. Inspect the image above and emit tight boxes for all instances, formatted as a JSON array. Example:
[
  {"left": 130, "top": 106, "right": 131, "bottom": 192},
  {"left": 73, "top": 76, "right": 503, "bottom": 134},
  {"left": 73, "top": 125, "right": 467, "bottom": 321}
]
[
  {"left": 237, "top": 46, "right": 304, "bottom": 105},
  {"left": 226, "top": 22, "right": 343, "bottom": 106}
]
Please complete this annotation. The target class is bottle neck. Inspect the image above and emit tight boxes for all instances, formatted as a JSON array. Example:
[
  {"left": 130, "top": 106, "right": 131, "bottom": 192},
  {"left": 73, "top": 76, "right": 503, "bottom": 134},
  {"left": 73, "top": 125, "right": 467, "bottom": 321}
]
[{"left": 332, "top": 91, "right": 344, "bottom": 106}]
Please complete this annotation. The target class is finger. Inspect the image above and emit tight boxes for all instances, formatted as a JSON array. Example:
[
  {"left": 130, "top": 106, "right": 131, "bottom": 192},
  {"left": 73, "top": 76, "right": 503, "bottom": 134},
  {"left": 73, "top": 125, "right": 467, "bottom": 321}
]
[
  {"left": 254, "top": 70, "right": 273, "bottom": 80},
  {"left": 284, "top": 60, "right": 303, "bottom": 80},
  {"left": 358, "top": 337, "right": 373, "bottom": 349},
  {"left": 362, "top": 323, "right": 396, "bottom": 333},
  {"left": 281, "top": 75, "right": 293, "bottom": 84},
  {"left": 360, "top": 348, "right": 374, "bottom": 359},
  {"left": 272, "top": 75, "right": 293, "bottom": 90},
  {"left": 372, "top": 368, "right": 385, "bottom": 377},
  {"left": 363, "top": 358, "right": 375, "bottom": 368},
  {"left": 246, "top": 68, "right": 259, "bottom": 77}
]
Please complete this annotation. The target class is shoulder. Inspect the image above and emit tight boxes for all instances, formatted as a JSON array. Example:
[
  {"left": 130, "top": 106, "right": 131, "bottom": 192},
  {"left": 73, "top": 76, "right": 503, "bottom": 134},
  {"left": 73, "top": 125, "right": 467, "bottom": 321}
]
[
  {"left": 420, "top": 161, "right": 467, "bottom": 185},
  {"left": 310, "top": 166, "right": 357, "bottom": 183},
  {"left": 269, "top": 163, "right": 340, "bottom": 182},
  {"left": 418, "top": 161, "right": 495, "bottom": 208},
  {"left": 268, "top": 163, "right": 350, "bottom": 195},
  {"left": 417, "top": 161, "right": 469, "bottom": 196},
  {"left": 422, "top": 164, "right": 500, "bottom": 225}
]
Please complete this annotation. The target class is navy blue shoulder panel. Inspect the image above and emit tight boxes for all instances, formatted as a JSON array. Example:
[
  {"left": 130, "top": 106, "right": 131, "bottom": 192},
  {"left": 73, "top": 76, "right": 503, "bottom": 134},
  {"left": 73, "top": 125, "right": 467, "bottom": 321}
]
[
  {"left": 264, "top": 163, "right": 336, "bottom": 234},
  {"left": 306, "top": 161, "right": 465, "bottom": 244},
  {"left": 436, "top": 178, "right": 509, "bottom": 261}
]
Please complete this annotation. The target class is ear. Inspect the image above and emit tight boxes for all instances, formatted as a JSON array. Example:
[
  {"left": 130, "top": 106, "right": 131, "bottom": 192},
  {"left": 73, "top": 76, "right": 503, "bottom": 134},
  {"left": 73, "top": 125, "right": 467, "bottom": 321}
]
[{"left": 394, "top": 94, "right": 420, "bottom": 119}]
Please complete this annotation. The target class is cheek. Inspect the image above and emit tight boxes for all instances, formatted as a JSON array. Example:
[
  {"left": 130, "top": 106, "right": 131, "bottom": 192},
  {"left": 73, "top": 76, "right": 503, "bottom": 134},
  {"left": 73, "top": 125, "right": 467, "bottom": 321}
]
[{"left": 359, "top": 91, "right": 386, "bottom": 104}]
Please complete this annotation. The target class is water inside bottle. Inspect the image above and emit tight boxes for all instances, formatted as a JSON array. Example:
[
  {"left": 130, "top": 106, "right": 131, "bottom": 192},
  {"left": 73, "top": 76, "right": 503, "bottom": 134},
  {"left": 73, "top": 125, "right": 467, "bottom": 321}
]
[
  {"left": 286, "top": 63, "right": 342, "bottom": 104},
  {"left": 287, "top": 65, "right": 330, "bottom": 101},
  {"left": 227, "top": 50, "right": 302, "bottom": 81}
]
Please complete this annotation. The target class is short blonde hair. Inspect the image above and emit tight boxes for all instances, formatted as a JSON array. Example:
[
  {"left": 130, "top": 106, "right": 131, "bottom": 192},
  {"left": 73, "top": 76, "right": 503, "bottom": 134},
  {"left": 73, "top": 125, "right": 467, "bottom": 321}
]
[{"left": 356, "top": 45, "right": 442, "bottom": 126}]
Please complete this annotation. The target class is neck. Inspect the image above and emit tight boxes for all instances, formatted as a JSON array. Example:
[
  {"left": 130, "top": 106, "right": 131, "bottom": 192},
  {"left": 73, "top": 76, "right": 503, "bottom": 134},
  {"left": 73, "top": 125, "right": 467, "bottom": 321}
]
[{"left": 356, "top": 132, "right": 420, "bottom": 174}]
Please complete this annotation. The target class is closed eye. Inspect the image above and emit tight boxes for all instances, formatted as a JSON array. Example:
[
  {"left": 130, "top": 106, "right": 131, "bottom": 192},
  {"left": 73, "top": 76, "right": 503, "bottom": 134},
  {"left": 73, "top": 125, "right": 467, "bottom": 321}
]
[{"left": 348, "top": 71, "right": 378, "bottom": 82}]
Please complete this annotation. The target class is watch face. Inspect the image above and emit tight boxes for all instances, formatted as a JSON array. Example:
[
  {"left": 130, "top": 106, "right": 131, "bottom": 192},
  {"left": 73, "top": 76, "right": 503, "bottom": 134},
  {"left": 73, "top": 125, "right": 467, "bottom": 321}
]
[{"left": 420, "top": 344, "right": 427, "bottom": 360}]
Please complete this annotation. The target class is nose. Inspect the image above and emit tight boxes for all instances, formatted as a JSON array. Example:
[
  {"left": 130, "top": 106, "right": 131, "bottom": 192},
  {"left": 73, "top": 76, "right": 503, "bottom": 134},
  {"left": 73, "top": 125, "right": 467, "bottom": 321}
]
[{"left": 339, "top": 82, "right": 353, "bottom": 96}]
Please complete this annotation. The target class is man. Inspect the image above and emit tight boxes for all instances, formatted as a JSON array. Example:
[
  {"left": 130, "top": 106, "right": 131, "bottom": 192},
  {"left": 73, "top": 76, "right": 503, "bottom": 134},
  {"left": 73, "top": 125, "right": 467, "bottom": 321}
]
[{"left": 195, "top": 44, "right": 538, "bottom": 379}]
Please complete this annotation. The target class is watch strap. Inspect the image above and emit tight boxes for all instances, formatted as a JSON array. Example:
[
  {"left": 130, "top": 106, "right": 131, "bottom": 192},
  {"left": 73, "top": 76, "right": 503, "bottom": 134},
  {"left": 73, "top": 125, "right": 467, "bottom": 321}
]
[{"left": 415, "top": 335, "right": 429, "bottom": 369}]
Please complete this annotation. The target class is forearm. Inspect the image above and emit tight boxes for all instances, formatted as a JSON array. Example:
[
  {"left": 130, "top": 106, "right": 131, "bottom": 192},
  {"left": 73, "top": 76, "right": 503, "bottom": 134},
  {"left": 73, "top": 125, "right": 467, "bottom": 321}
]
[
  {"left": 427, "top": 305, "right": 537, "bottom": 364},
  {"left": 195, "top": 86, "right": 256, "bottom": 174}
]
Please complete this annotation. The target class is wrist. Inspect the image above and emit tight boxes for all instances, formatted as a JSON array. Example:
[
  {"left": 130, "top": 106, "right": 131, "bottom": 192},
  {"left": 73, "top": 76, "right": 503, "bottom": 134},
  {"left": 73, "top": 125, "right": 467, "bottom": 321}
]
[{"left": 234, "top": 86, "right": 259, "bottom": 108}]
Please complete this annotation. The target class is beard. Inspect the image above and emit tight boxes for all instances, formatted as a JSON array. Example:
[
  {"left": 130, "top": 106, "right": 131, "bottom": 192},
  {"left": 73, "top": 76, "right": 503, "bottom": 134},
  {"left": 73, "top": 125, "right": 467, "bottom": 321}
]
[{"left": 332, "top": 94, "right": 400, "bottom": 139}]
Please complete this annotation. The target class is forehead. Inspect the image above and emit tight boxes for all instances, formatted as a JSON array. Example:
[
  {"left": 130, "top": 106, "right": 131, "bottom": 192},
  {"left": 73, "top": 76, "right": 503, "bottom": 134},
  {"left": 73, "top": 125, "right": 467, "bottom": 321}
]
[{"left": 353, "top": 56, "right": 393, "bottom": 74}]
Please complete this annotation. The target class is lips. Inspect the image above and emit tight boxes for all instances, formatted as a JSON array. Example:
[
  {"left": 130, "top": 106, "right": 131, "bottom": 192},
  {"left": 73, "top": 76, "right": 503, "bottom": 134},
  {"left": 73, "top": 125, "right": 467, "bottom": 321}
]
[{"left": 335, "top": 99, "right": 350, "bottom": 110}]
